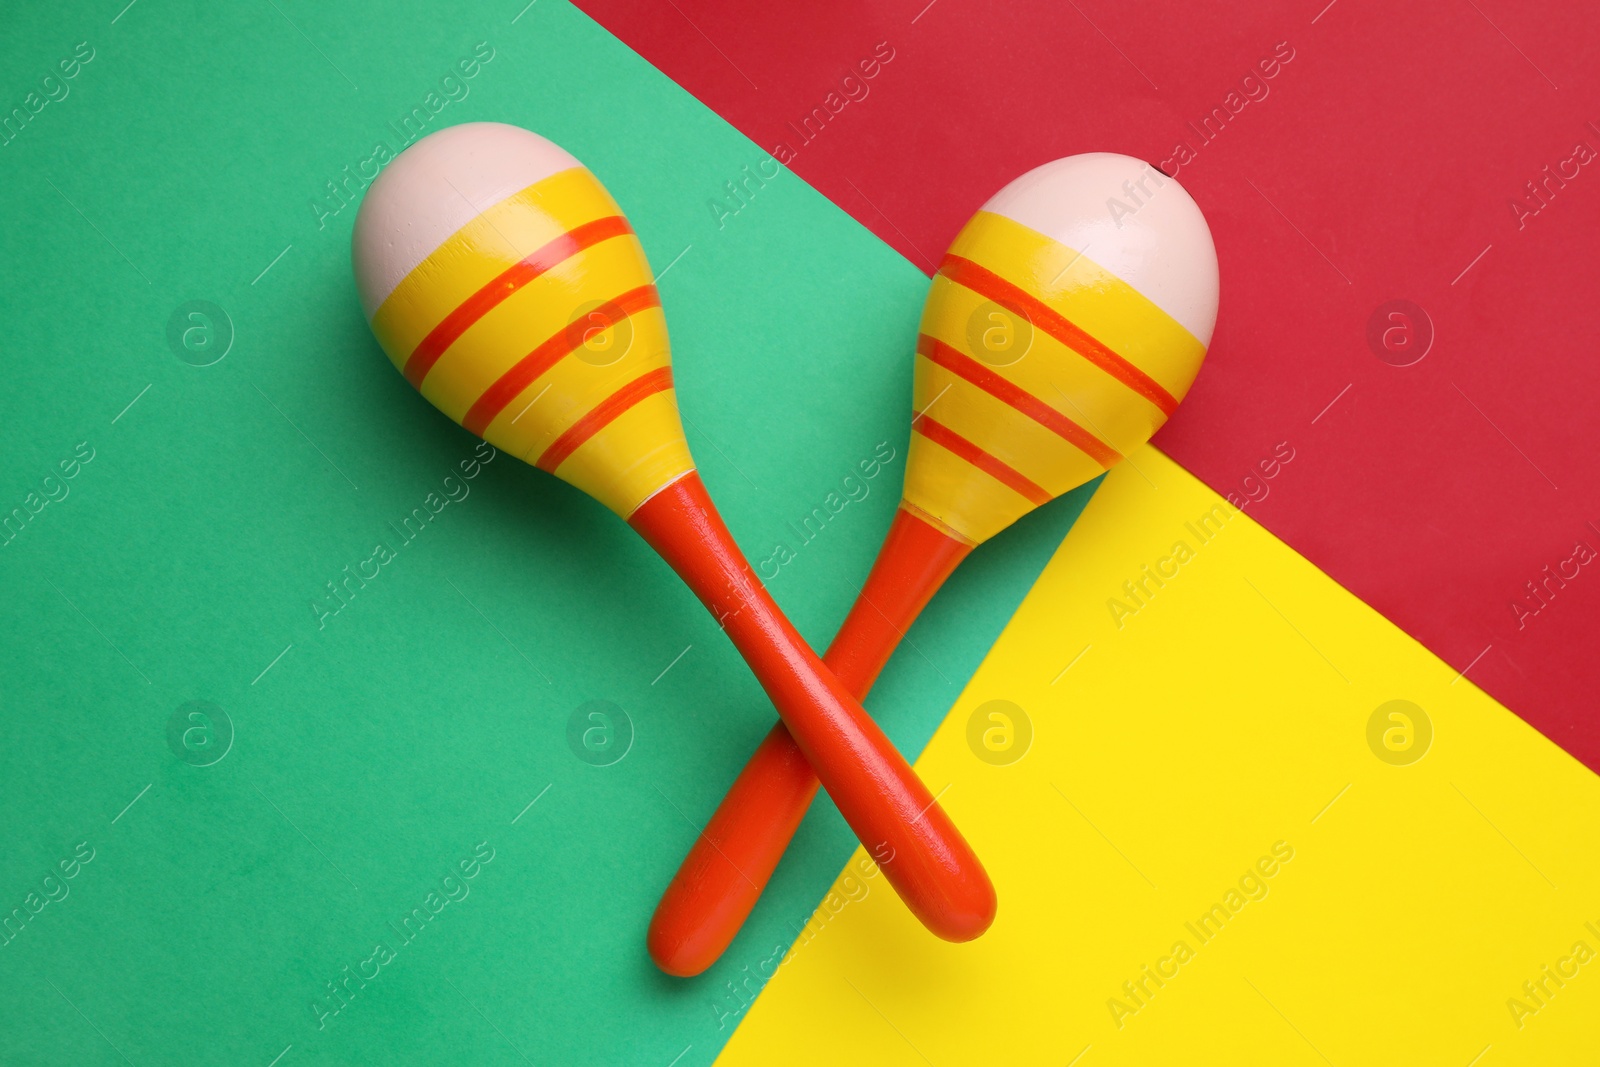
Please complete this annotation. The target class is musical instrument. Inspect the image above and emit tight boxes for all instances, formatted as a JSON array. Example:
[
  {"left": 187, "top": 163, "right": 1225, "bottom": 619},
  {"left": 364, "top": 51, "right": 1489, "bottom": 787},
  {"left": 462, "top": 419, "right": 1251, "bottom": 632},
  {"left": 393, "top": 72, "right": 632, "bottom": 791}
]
[
  {"left": 350, "top": 122, "right": 994, "bottom": 948},
  {"left": 649, "top": 152, "right": 1219, "bottom": 975}
]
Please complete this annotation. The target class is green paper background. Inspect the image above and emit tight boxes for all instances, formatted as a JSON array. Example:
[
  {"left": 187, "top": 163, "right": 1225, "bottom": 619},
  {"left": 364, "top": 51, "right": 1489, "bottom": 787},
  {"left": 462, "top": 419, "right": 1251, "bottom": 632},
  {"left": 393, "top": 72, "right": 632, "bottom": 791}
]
[{"left": 0, "top": 2, "right": 1094, "bottom": 1063}]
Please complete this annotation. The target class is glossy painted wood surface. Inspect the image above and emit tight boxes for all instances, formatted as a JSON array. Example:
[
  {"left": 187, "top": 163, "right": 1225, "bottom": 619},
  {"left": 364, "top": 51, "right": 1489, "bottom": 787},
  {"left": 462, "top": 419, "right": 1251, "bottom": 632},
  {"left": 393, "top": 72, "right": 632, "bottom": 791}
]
[
  {"left": 631, "top": 481, "right": 993, "bottom": 975},
  {"left": 646, "top": 504, "right": 979, "bottom": 976}
]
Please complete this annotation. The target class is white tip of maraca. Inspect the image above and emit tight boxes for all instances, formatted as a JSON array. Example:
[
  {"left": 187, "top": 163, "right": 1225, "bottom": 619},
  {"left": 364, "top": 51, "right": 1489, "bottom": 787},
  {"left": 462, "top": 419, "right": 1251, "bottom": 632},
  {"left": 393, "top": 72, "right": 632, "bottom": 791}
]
[
  {"left": 982, "top": 153, "right": 1219, "bottom": 347},
  {"left": 351, "top": 122, "right": 582, "bottom": 319}
]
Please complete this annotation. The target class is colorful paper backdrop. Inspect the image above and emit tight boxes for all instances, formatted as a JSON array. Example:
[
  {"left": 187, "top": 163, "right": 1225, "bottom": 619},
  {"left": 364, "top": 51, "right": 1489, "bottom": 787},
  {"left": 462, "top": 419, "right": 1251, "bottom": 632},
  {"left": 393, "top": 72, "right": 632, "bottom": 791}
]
[{"left": 1, "top": 1, "right": 1595, "bottom": 1064}]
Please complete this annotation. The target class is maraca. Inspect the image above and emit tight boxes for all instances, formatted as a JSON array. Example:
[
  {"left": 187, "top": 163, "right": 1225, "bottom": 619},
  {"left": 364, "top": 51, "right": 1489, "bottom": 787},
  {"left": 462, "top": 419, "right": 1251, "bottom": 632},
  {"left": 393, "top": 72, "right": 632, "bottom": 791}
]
[
  {"left": 648, "top": 153, "right": 1219, "bottom": 976},
  {"left": 350, "top": 122, "right": 994, "bottom": 945}
]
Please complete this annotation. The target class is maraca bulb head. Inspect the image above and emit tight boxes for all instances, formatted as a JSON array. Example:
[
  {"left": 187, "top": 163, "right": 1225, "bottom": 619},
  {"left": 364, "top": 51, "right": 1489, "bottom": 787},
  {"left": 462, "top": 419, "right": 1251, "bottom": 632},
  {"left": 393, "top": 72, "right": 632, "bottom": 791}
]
[
  {"left": 904, "top": 152, "right": 1218, "bottom": 545},
  {"left": 352, "top": 122, "right": 694, "bottom": 519}
]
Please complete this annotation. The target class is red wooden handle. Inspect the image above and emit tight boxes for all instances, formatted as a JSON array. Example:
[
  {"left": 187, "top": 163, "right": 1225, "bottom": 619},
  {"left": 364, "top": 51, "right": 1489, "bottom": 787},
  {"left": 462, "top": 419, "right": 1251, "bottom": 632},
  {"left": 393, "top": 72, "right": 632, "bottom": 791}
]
[
  {"left": 630, "top": 480, "right": 991, "bottom": 973},
  {"left": 643, "top": 502, "right": 979, "bottom": 976}
]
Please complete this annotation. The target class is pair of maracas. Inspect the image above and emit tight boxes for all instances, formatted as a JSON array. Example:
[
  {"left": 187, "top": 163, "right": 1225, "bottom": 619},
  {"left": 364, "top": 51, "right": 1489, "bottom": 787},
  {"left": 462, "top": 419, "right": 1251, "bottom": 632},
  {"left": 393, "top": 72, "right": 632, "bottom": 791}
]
[{"left": 351, "top": 122, "right": 1218, "bottom": 978}]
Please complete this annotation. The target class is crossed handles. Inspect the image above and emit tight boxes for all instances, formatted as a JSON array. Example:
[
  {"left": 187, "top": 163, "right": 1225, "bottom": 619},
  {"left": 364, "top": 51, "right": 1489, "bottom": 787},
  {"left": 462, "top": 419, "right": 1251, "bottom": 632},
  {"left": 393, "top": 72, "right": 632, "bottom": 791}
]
[
  {"left": 639, "top": 491, "right": 990, "bottom": 977},
  {"left": 629, "top": 473, "right": 995, "bottom": 977}
]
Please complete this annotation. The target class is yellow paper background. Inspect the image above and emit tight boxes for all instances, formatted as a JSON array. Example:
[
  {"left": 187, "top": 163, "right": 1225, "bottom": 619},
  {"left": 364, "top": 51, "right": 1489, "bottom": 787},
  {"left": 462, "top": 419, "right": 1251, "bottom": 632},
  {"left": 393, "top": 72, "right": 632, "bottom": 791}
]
[{"left": 718, "top": 447, "right": 1600, "bottom": 1066}]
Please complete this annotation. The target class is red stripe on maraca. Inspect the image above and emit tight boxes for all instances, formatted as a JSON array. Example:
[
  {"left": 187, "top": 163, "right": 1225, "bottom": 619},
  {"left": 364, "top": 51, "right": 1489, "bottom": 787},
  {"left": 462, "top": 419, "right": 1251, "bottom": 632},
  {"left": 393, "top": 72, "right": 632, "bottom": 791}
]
[
  {"left": 937, "top": 254, "right": 1179, "bottom": 417},
  {"left": 461, "top": 284, "right": 662, "bottom": 436},
  {"left": 403, "top": 215, "right": 634, "bottom": 388},
  {"left": 915, "top": 334, "right": 1122, "bottom": 468},
  {"left": 536, "top": 365, "right": 675, "bottom": 473},
  {"left": 912, "top": 411, "right": 1051, "bottom": 506}
]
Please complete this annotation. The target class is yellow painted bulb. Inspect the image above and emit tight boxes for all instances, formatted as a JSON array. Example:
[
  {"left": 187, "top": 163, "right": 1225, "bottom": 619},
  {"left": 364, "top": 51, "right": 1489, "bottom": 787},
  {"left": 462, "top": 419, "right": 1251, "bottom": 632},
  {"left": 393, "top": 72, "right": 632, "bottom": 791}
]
[
  {"left": 903, "top": 152, "right": 1220, "bottom": 545},
  {"left": 351, "top": 121, "right": 694, "bottom": 520}
]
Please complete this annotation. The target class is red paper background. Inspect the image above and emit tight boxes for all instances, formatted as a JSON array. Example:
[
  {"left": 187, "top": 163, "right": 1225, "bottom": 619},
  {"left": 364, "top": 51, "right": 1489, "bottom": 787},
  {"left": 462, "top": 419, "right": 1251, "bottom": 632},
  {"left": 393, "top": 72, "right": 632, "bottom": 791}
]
[{"left": 574, "top": 0, "right": 1600, "bottom": 769}]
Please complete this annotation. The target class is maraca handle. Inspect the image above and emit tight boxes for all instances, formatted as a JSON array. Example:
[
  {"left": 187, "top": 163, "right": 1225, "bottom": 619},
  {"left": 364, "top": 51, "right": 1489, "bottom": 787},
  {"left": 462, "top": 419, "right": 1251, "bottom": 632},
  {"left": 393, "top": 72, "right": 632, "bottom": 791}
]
[
  {"left": 648, "top": 719, "right": 820, "bottom": 976},
  {"left": 644, "top": 504, "right": 975, "bottom": 976},
  {"left": 630, "top": 478, "right": 992, "bottom": 965}
]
